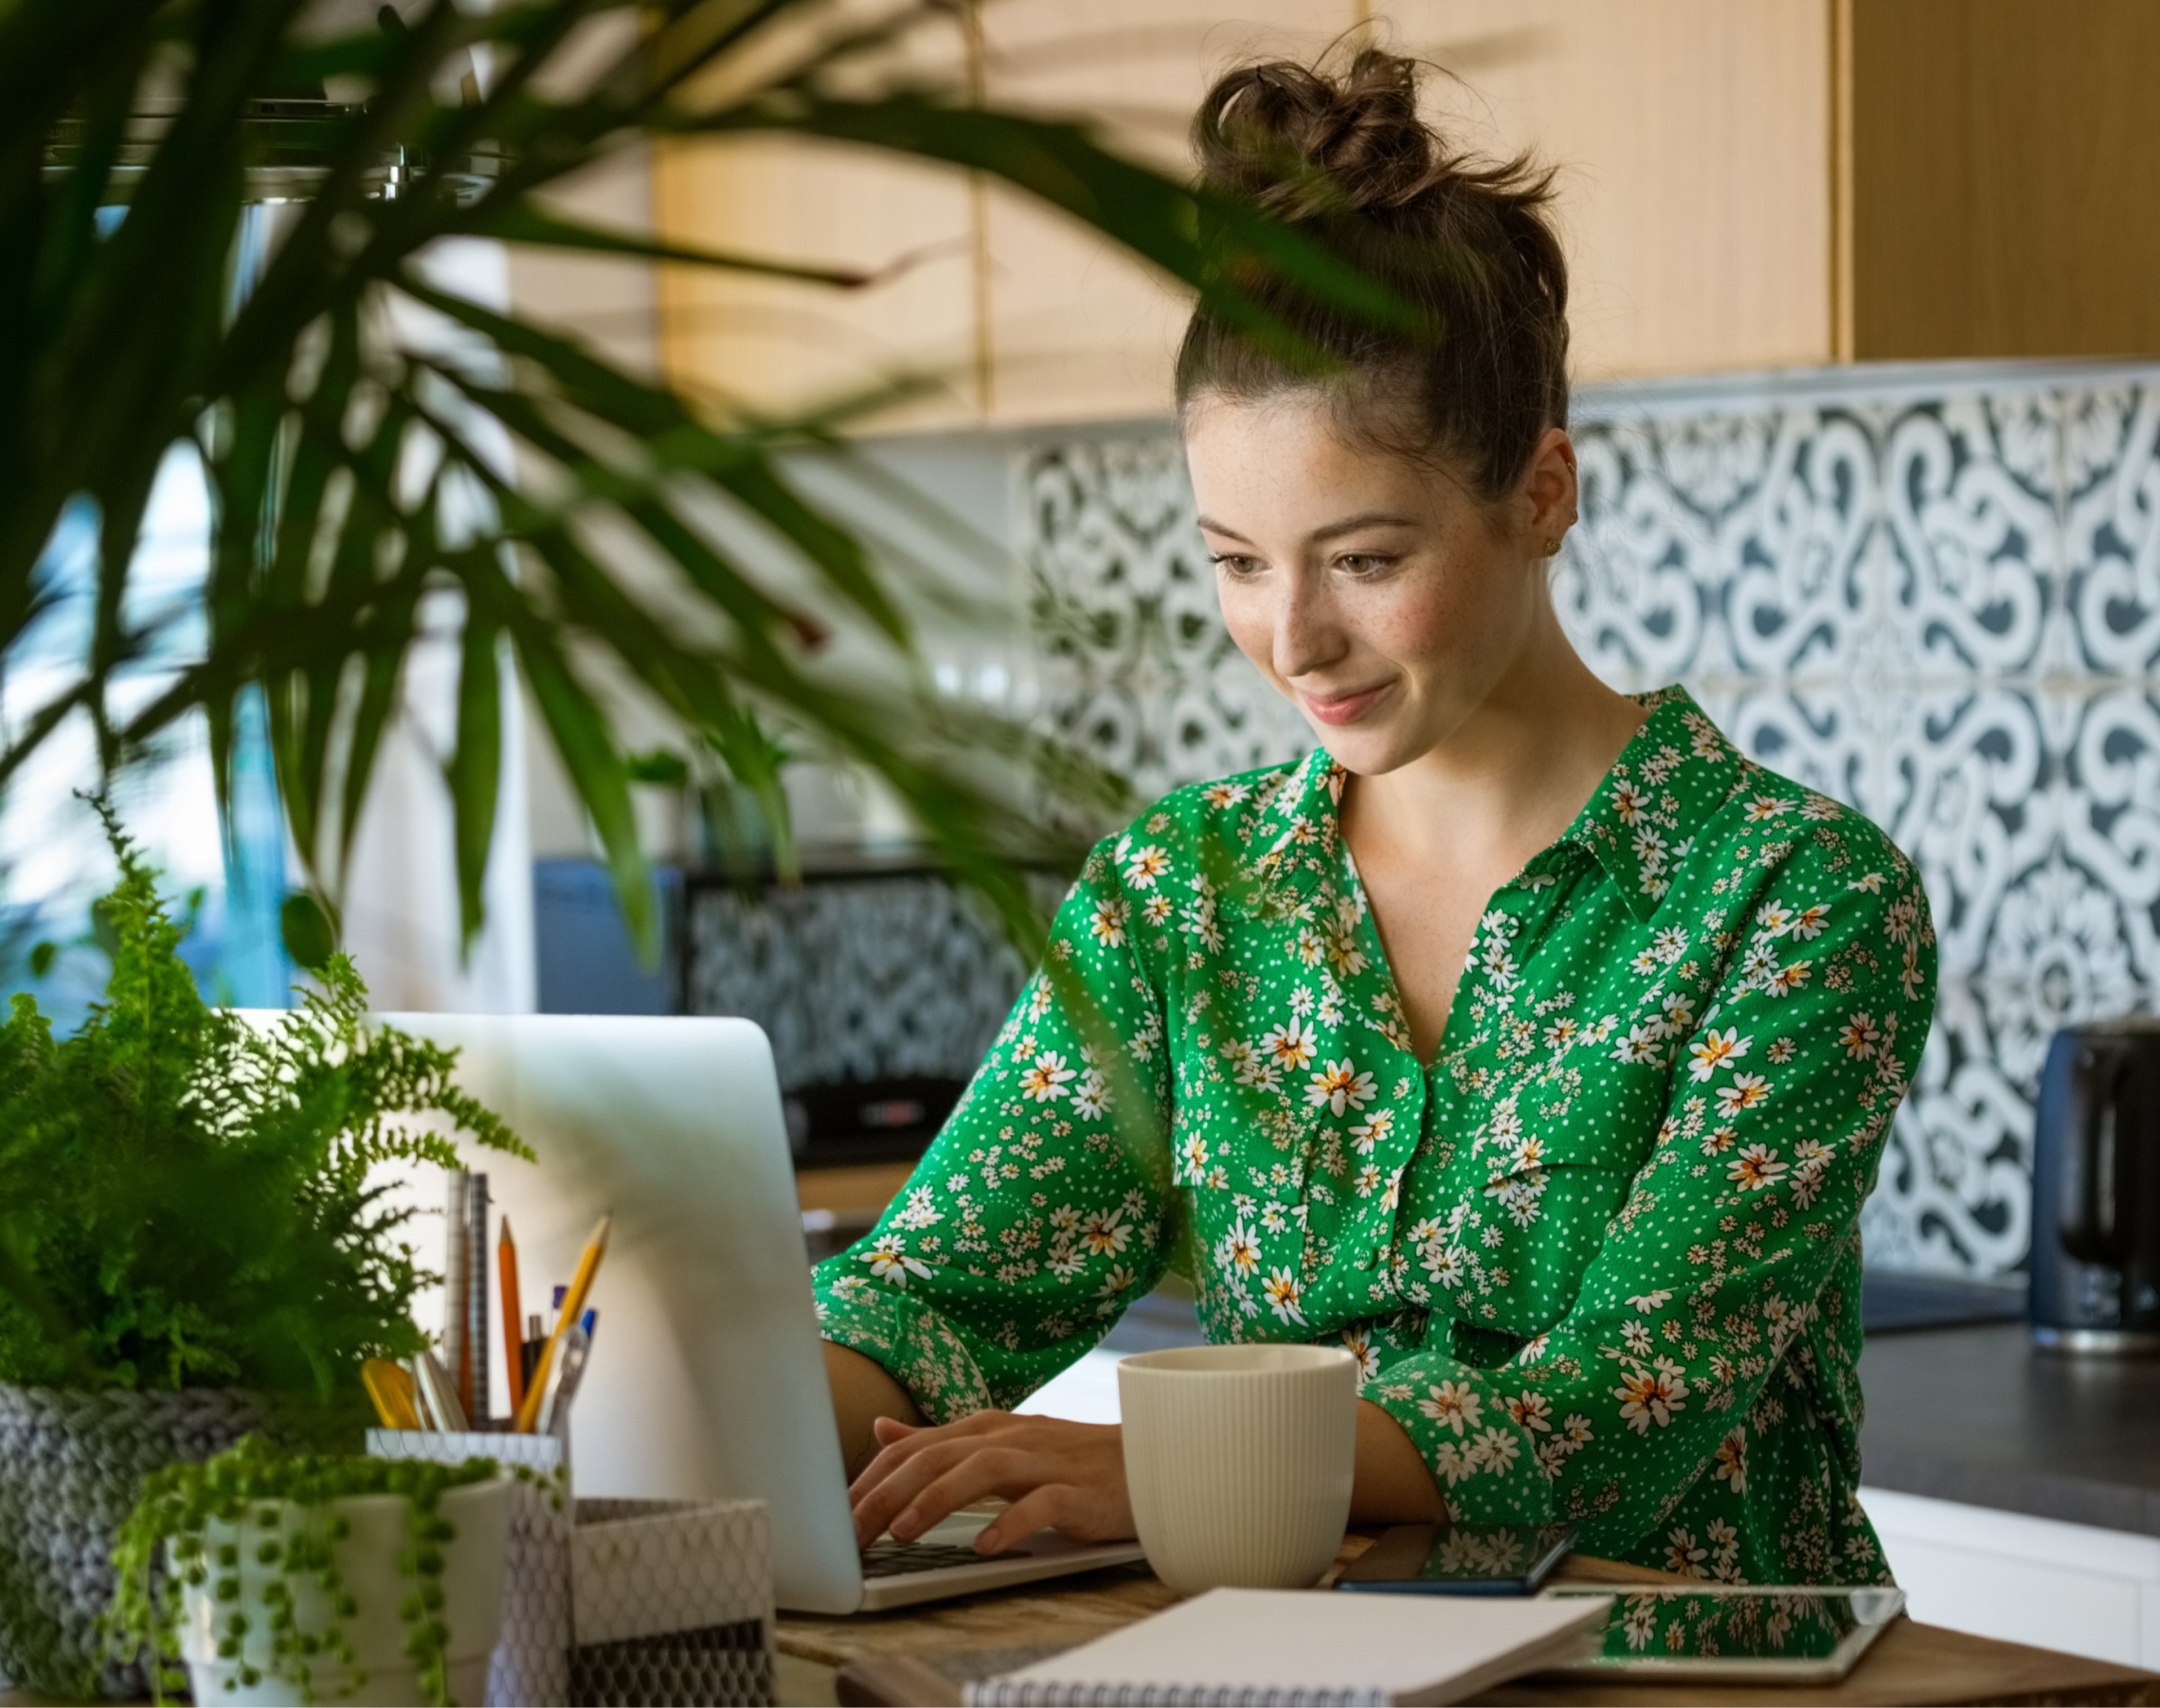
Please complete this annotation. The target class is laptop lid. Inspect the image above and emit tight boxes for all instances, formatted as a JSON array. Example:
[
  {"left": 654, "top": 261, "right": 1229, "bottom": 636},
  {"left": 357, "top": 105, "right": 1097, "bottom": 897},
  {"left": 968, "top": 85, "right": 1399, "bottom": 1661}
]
[{"left": 356, "top": 1013, "right": 867, "bottom": 1613}]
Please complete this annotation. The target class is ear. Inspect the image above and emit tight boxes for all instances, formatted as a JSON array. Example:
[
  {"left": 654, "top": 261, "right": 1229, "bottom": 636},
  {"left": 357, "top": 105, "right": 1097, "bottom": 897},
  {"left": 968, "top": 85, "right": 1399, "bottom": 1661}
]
[{"left": 1518, "top": 427, "right": 1578, "bottom": 548}]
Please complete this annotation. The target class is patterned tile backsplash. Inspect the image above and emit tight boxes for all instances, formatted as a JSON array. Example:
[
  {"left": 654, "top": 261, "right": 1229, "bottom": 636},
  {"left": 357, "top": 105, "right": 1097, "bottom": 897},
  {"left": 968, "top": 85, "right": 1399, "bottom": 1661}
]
[
  {"left": 1019, "top": 363, "right": 2160, "bottom": 1278},
  {"left": 685, "top": 874, "right": 1029, "bottom": 1092}
]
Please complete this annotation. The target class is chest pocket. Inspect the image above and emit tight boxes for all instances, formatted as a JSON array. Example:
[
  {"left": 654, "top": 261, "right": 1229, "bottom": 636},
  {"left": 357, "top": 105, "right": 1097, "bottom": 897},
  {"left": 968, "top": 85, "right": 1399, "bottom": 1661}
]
[{"left": 1408, "top": 1052, "right": 1669, "bottom": 1339}]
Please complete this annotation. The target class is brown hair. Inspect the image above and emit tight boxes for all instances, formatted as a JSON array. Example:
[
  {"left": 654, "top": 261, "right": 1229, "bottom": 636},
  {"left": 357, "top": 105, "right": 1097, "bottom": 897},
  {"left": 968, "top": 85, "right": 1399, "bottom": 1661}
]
[{"left": 1175, "top": 49, "right": 1569, "bottom": 503}]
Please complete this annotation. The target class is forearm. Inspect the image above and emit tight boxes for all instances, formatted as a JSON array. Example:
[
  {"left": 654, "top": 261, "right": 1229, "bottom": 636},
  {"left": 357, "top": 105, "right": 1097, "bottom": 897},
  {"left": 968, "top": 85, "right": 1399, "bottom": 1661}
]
[
  {"left": 1351, "top": 1397, "right": 1446, "bottom": 1524},
  {"left": 823, "top": 1339, "right": 926, "bottom": 1480}
]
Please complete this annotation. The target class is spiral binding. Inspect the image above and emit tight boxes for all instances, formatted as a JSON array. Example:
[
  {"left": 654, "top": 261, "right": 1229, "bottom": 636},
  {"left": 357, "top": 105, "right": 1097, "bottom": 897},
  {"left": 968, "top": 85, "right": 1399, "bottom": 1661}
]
[{"left": 964, "top": 1683, "right": 1390, "bottom": 1706}]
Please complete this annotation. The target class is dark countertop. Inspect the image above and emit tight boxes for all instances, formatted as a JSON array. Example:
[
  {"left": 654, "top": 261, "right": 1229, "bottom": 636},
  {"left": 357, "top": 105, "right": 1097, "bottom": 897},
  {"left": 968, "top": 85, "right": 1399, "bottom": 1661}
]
[{"left": 1860, "top": 1321, "right": 2160, "bottom": 1537}]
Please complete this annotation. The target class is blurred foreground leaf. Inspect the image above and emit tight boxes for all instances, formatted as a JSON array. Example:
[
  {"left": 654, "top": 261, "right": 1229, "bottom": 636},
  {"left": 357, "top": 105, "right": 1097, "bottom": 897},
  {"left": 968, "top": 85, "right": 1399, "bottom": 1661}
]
[{"left": 8, "top": 0, "right": 1397, "bottom": 960}]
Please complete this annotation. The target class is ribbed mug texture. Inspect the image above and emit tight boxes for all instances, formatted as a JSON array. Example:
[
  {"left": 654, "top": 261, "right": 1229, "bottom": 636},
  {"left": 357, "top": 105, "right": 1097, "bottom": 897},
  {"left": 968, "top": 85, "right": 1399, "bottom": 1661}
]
[{"left": 1117, "top": 1345, "right": 1357, "bottom": 1595}]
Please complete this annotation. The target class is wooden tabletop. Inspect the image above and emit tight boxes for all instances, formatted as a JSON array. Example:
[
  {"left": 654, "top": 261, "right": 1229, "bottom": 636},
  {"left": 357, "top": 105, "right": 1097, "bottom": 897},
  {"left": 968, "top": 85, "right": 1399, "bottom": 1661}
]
[{"left": 777, "top": 1536, "right": 2160, "bottom": 1707}]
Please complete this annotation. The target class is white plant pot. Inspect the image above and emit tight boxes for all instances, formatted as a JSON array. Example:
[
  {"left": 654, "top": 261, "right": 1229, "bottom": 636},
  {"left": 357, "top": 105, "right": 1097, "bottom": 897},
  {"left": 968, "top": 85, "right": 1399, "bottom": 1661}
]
[{"left": 172, "top": 1476, "right": 511, "bottom": 1707}]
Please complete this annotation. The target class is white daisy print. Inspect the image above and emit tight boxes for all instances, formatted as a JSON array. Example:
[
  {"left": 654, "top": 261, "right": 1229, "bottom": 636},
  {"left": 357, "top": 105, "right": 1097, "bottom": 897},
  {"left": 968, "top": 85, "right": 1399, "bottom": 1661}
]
[{"left": 1419, "top": 1381, "right": 1484, "bottom": 1436}]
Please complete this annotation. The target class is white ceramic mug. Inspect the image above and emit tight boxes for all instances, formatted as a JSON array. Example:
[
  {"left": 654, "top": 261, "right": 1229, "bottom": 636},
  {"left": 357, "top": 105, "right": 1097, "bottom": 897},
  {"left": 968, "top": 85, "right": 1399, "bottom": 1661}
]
[{"left": 1118, "top": 1343, "right": 1359, "bottom": 1594}]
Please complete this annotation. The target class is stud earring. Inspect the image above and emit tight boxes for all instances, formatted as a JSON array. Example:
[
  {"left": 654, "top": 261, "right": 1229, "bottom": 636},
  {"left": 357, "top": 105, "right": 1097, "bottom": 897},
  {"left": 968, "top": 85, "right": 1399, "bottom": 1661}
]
[{"left": 1544, "top": 537, "right": 1565, "bottom": 557}]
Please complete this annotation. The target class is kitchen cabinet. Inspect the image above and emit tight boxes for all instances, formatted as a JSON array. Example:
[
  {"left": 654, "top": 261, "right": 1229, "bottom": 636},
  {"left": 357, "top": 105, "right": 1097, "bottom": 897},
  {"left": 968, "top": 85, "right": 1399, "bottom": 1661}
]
[
  {"left": 649, "top": 2, "right": 2160, "bottom": 427},
  {"left": 1845, "top": 0, "right": 2160, "bottom": 362},
  {"left": 1863, "top": 1485, "right": 2160, "bottom": 1670}
]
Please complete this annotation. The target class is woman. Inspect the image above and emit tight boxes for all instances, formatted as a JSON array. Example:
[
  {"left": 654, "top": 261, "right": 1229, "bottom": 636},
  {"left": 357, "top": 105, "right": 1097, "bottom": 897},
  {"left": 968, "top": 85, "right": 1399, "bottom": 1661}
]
[{"left": 815, "top": 50, "right": 1935, "bottom": 1586}]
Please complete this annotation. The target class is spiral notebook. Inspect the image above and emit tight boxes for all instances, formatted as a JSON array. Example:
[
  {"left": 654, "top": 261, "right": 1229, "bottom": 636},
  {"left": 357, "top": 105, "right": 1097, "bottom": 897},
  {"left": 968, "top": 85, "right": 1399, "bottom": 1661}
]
[{"left": 962, "top": 1587, "right": 1611, "bottom": 1706}]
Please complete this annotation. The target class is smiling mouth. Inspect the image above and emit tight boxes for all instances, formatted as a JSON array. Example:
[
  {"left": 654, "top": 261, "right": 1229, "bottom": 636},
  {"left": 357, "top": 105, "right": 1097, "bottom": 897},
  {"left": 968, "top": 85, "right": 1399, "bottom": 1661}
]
[{"left": 1299, "top": 682, "right": 1393, "bottom": 727}]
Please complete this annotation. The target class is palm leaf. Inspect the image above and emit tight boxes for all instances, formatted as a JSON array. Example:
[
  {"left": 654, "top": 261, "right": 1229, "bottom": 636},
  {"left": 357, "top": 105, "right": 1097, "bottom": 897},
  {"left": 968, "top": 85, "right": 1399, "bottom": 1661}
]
[{"left": 6, "top": 0, "right": 1403, "bottom": 966}]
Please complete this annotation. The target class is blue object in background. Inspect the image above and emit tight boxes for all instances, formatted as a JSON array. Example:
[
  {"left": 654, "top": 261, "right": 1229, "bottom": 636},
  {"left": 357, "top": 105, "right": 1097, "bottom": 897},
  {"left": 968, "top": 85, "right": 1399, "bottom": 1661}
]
[
  {"left": 218, "top": 684, "right": 291, "bottom": 1008},
  {"left": 210, "top": 207, "right": 295, "bottom": 1010},
  {"left": 532, "top": 858, "right": 680, "bottom": 1015},
  {"left": 0, "top": 207, "right": 294, "bottom": 1016}
]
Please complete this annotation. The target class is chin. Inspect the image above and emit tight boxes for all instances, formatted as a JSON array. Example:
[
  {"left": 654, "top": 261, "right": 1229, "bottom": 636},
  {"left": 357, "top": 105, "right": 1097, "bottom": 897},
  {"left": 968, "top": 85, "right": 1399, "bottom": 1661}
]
[{"left": 1295, "top": 717, "right": 1425, "bottom": 777}]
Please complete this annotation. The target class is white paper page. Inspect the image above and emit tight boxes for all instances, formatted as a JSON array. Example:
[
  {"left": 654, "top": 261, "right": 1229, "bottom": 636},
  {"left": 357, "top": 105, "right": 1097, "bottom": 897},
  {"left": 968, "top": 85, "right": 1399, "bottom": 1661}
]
[{"left": 981, "top": 1588, "right": 1611, "bottom": 1702}]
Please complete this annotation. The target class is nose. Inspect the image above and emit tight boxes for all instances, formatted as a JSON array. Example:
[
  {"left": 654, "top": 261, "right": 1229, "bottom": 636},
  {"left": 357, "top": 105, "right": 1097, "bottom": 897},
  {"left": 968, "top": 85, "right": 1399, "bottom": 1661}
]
[{"left": 1273, "top": 569, "right": 1346, "bottom": 683}]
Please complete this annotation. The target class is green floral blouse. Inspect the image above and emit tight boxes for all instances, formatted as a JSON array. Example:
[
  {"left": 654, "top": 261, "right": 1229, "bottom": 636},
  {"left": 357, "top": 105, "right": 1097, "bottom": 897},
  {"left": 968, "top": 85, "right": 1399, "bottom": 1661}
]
[{"left": 814, "top": 688, "right": 1937, "bottom": 1585}]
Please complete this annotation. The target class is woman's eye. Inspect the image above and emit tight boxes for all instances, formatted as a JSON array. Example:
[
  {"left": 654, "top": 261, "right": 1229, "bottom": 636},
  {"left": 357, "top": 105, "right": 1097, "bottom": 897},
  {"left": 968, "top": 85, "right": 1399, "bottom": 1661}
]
[
  {"left": 1335, "top": 553, "right": 1395, "bottom": 575},
  {"left": 1209, "top": 553, "right": 1261, "bottom": 576}
]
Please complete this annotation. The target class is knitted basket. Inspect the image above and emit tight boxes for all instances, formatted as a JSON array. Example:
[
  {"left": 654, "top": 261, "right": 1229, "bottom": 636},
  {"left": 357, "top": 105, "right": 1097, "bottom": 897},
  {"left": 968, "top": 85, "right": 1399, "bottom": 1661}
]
[{"left": 0, "top": 1385, "right": 290, "bottom": 1699}]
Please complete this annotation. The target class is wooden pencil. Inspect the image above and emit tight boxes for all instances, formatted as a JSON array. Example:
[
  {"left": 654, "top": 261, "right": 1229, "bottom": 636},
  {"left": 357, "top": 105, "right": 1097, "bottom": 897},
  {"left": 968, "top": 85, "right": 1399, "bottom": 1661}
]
[{"left": 499, "top": 1216, "right": 527, "bottom": 1417}]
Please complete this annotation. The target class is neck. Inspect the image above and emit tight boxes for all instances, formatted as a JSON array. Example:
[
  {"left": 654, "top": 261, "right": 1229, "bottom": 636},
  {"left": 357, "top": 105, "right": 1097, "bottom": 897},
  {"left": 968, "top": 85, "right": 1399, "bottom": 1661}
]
[{"left": 1345, "top": 598, "right": 1646, "bottom": 872}]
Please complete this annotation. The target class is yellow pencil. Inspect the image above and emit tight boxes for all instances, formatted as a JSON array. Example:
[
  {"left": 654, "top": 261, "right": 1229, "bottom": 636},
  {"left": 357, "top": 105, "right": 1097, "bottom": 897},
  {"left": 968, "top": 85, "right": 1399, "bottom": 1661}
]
[
  {"left": 362, "top": 1358, "right": 423, "bottom": 1431},
  {"left": 514, "top": 1214, "right": 610, "bottom": 1433}
]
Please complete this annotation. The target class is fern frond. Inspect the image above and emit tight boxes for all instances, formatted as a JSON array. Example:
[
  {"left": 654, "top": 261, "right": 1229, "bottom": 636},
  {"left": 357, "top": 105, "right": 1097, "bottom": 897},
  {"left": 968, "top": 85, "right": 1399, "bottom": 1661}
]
[{"left": 0, "top": 812, "right": 528, "bottom": 1395}]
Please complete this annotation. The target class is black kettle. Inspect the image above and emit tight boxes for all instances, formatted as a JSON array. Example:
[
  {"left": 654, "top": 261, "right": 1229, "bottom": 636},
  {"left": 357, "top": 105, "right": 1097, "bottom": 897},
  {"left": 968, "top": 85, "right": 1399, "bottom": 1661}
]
[{"left": 2030, "top": 1020, "right": 2160, "bottom": 1352}]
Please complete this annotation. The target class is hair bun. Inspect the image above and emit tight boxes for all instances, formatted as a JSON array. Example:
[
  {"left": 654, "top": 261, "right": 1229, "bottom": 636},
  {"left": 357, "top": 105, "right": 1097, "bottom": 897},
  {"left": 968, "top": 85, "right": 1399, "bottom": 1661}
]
[
  {"left": 1194, "top": 49, "right": 1444, "bottom": 221},
  {"left": 1179, "top": 48, "right": 1568, "bottom": 501}
]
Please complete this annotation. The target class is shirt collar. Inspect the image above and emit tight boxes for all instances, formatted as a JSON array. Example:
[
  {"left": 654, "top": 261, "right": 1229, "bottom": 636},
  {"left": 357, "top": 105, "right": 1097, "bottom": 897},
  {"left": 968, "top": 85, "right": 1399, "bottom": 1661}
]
[
  {"left": 1241, "top": 686, "right": 1740, "bottom": 924},
  {"left": 1236, "top": 748, "right": 1346, "bottom": 917},
  {"left": 1549, "top": 686, "right": 1742, "bottom": 921}
]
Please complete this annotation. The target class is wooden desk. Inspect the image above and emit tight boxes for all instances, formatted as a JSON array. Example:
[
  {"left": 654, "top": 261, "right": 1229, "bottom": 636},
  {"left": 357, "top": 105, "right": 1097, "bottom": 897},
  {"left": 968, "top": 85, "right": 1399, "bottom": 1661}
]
[{"left": 776, "top": 1538, "right": 2160, "bottom": 1707}]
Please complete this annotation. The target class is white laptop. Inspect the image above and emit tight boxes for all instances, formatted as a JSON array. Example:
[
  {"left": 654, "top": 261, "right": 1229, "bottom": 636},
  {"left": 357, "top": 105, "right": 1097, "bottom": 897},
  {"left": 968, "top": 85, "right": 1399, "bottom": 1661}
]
[{"left": 357, "top": 1012, "right": 1147, "bottom": 1613}]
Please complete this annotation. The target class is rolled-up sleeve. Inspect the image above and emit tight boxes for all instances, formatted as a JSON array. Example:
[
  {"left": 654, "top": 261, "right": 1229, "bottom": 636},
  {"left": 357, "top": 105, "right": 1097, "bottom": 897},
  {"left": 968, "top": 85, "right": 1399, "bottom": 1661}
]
[{"left": 812, "top": 834, "right": 1175, "bottom": 1421}]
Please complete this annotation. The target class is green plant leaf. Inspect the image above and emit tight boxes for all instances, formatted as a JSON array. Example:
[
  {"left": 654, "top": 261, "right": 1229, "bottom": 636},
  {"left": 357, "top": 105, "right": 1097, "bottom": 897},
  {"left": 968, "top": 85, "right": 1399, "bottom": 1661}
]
[
  {"left": 279, "top": 891, "right": 337, "bottom": 971},
  {"left": 446, "top": 596, "right": 504, "bottom": 951},
  {"left": 4, "top": 0, "right": 1413, "bottom": 980},
  {"left": 0, "top": 806, "right": 528, "bottom": 1405},
  {"left": 473, "top": 203, "right": 879, "bottom": 286}
]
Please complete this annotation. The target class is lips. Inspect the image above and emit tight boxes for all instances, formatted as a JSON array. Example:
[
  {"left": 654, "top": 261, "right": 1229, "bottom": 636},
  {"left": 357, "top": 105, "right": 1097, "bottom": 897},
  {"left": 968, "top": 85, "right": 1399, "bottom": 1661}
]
[{"left": 1299, "top": 682, "right": 1392, "bottom": 727}]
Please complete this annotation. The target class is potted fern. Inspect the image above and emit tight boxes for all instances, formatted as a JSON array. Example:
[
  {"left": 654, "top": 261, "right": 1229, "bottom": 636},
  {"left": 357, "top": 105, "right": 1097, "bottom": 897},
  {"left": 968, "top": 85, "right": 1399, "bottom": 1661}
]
[{"left": 0, "top": 806, "right": 531, "bottom": 1699}]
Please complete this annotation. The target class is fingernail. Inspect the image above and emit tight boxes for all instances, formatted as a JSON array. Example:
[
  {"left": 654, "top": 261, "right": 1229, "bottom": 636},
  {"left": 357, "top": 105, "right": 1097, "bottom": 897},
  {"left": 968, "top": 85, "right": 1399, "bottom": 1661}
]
[
  {"left": 977, "top": 1529, "right": 1001, "bottom": 1554},
  {"left": 893, "top": 1509, "right": 918, "bottom": 1539}
]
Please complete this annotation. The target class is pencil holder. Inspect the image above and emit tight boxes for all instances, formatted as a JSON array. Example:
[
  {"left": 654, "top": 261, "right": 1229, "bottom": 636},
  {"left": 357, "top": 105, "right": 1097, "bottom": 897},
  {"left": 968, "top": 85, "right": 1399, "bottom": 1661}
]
[
  {"left": 369, "top": 1429, "right": 570, "bottom": 1707},
  {"left": 569, "top": 1497, "right": 774, "bottom": 1708}
]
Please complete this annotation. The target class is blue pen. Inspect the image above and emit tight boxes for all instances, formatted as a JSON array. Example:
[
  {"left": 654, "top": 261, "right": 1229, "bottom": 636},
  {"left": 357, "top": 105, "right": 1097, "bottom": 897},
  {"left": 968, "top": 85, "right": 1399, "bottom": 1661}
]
[{"left": 550, "top": 1285, "right": 598, "bottom": 1344}]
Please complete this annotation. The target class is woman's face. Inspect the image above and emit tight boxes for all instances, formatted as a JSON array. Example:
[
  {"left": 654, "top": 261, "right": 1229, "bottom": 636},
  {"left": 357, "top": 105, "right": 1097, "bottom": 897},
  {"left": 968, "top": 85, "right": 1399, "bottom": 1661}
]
[{"left": 1184, "top": 393, "right": 1572, "bottom": 777}]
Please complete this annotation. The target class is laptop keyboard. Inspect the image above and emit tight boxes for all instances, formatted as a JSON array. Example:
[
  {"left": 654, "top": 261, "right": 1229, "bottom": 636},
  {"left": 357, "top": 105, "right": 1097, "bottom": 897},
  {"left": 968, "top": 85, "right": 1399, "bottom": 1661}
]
[{"left": 860, "top": 1537, "right": 1031, "bottom": 1578}]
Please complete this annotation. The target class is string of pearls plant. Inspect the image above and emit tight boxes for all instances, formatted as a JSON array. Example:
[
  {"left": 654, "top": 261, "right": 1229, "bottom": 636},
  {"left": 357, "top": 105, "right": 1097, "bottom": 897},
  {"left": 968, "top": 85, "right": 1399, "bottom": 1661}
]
[{"left": 105, "top": 1436, "right": 554, "bottom": 1705}]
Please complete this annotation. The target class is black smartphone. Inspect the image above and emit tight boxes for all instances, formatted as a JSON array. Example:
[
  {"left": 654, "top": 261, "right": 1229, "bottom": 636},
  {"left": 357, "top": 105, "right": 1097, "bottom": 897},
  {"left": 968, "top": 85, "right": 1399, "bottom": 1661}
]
[{"left": 1334, "top": 1521, "right": 1576, "bottom": 1596}]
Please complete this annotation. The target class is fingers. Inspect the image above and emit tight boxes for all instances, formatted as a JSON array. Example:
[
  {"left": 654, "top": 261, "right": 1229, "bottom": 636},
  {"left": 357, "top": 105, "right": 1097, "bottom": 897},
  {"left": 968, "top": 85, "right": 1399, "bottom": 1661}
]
[
  {"left": 975, "top": 1483, "right": 1072, "bottom": 1555},
  {"left": 849, "top": 1410, "right": 1002, "bottom": 1524},
  {"left": 978, "top": 1441, "right": 1134, "bottom": 1551},
  {"left": 887, "top": 1448, "right": 1042, "bottom": 1545},
  {"left": 844, "top": 1413, "right": 1134, "bottom": 1553},
  {"left": 855, "top": 1440, "right": 1038, "bottom": 1546},
  {"left": 852, "top": 1414, "right": 920, "bottom": 1491},
  {"left": 859, "top": 1399, "right": 993, "bottom": 1467},
  {"left": 977, "top": 1483, "right": 1096, "bottom": 1554}
]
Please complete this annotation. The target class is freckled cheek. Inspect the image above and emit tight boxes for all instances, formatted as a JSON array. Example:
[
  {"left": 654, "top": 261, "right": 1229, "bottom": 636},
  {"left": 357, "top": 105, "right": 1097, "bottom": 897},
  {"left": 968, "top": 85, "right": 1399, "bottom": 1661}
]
[
  {"left": 1214, "top": 576, "right": 1492, "bottom": 681},
  {"left": 1354, "top": 582, "right": 1488, "bottom": 668}
]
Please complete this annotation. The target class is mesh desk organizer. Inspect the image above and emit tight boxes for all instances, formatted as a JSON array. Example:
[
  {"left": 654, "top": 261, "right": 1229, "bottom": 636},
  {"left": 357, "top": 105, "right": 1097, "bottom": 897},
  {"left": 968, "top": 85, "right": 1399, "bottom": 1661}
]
[{"left": 369, "top": 1429, "right": 774, "bottom": 1707}]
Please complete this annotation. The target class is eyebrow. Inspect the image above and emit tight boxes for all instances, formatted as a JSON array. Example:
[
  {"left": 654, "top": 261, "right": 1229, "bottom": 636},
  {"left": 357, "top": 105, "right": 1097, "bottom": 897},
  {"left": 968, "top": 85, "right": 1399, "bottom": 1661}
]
[{"left": 1196, "top": 511, "right": 1421, "bottom": 545}]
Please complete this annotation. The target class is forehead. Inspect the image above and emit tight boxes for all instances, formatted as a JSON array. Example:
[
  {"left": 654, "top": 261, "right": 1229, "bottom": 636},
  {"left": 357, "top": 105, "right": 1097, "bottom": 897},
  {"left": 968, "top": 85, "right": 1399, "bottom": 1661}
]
[{"left": 1181, "top": 393, "right": 1453, "bottom": 531}]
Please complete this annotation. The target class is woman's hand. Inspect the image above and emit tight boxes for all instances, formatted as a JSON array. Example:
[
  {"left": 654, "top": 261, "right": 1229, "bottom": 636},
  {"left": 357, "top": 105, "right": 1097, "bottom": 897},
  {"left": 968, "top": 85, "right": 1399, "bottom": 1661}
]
[{"left": 848, "top": 1411, "right": 1135, "bottom": 1555}]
